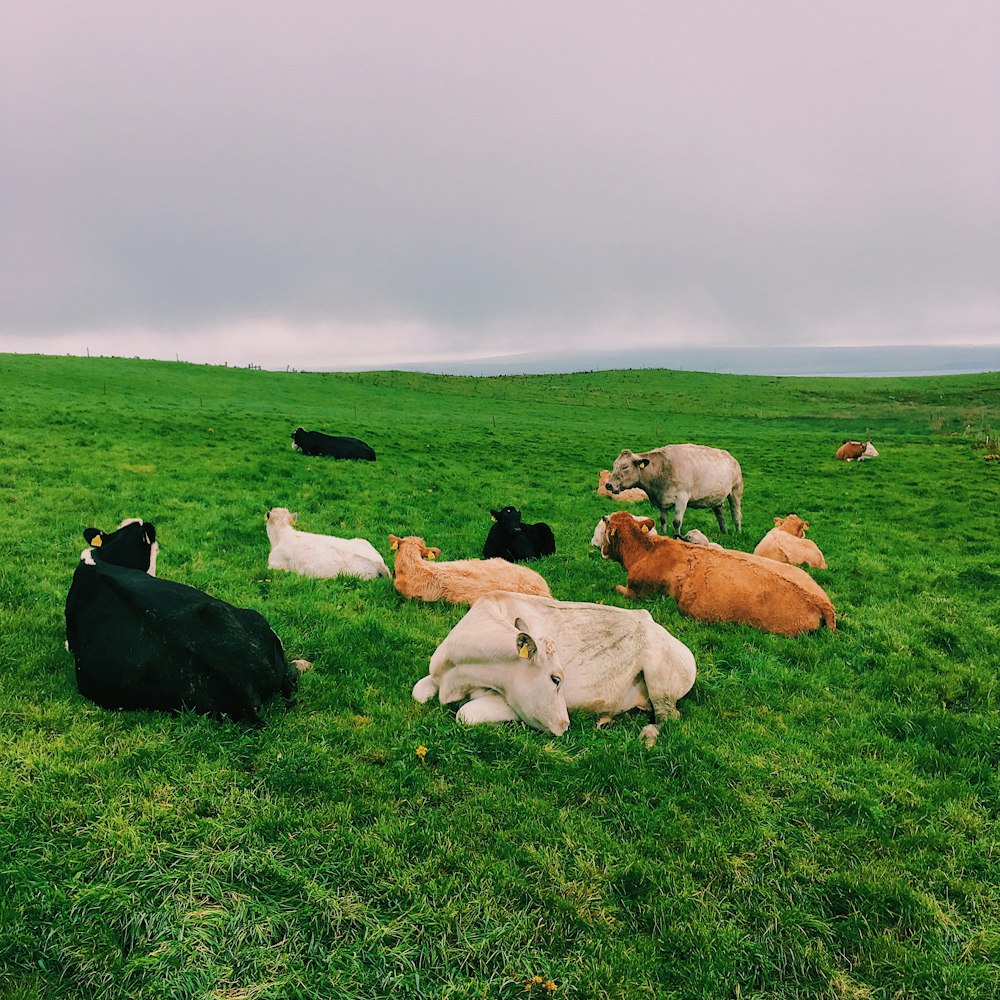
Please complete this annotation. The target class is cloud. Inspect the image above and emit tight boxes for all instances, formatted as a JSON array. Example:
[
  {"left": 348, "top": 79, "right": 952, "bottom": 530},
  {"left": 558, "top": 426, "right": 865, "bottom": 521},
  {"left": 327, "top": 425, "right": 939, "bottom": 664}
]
[{"left": 2, "top": 1, "right": 998, "bottom": 365}]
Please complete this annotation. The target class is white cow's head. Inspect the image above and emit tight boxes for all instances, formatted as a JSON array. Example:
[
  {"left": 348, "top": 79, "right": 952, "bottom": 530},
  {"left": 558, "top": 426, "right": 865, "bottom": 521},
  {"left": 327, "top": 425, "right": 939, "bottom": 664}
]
[
  {"left": 592, "top": 513, "right": 657, "bottom": 552},
  {"left": 606, "top": 448, "right": 650, "bottom": 494},
  {"left": 441, "top": 618, "right": 570, "bottom": 736}
]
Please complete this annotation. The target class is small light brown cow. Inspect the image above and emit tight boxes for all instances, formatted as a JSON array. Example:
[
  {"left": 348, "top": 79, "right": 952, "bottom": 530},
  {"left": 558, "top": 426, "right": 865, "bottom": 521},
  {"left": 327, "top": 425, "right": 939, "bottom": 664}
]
[
  {"left": 753, "top": 514, "right": 827, "bottom": 569},
  {"left": 598, "top": 511, "right": 836, "bottom": 636},
  {"left": 836, "top": 440, "right": 869, "bottom": 461},
  {"left": 388, "top": 535, "right": 551, "bottom": 605},
  {"left": 597, "top": 470, "right": 648, "bottom": 503}
]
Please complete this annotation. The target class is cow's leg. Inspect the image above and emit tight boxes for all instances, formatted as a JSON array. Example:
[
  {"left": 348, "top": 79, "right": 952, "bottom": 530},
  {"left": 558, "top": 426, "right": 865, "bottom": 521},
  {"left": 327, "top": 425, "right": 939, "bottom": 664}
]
[
  {"left": 712, "top": 504, "right": 727, "bottom": 533},
  {"left": 412, "top": 675, "right": 439, "bottom": 702},
  {"left": 671, "top": 496, "right": 689, "bottom": 536},
  {"left": 616, "top": 572, "right": 654, "bottom": 599},
  {"left": 727, "top": 484, "right": 743, "bottom": 532},
  {"left": 456, "top": 693, "right": 519, "bottom": 726}
]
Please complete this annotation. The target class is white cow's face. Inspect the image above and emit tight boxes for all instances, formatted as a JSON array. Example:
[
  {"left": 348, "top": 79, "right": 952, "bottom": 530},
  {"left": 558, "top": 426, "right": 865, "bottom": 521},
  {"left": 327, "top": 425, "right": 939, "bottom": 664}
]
[
  {"left": 499, "top": 625, "right": 569, "bottom": 736},
  {"left": 441, "top": 621, "right": 570, "bottom": 736},
  {"left": 607, "top": 449, "right": 647, "bottom": 493},
  {"left": 592, "top": 514, "right": 657, "bottom": 553}
]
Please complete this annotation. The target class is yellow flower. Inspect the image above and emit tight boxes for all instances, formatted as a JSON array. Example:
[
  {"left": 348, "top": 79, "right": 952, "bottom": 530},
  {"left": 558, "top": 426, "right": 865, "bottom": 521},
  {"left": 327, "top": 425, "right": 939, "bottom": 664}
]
[
  {"left": 415, "top": 745, "right": 428, "bottom": 760},
  {"left": 544, "top": 983, "right": 557, "bottom": 993}
]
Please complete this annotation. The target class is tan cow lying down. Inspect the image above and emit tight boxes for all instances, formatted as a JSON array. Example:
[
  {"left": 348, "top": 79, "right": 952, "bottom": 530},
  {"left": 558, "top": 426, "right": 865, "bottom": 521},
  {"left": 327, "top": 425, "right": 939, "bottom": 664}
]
[
  {"left": 597, "top": 511, "right": 836, "bottom": 636},
  {"left": 597, "top": 470, "right": 648, "bottom": 502},
  {"left": 389, "top": 535, "right": 551, "bottom": 604},
  {"left": 753, "top": 514, "right": 827, "bottom": 569},
  {"left": 412, "top": 591, "right": 696, "bottom": 746}
]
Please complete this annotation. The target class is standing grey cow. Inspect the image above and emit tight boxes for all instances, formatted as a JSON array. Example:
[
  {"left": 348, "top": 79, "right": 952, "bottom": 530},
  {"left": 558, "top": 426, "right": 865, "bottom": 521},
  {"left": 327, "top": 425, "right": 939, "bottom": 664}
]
[{"left": 606, "top": 444, "right": 743, "bottom": 535}]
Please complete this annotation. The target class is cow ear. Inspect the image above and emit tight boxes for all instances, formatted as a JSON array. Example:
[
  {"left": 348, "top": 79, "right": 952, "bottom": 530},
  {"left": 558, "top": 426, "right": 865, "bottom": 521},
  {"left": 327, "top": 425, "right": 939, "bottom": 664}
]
[
  {"left": 290, "top": 512, "right": 298, "bottom": 525},
  {"left": 490, "top": 509, "right": 499, "bottom": 520},
  {"left": 83, "top": 528, "right": 104, "bottom": 547},
  {"left": 639, "top": 517, "right": 655, "bottom": 533},
  {"left": 637, "top": 458, "right": 650, "bottom": 469},
  {"left": 424, "top": 546, "right": 441, "bottom": 560},
  {"left": 142, "top": 523, "right": 156, "bottom": 545},
  {"left": 515, "top": 631, "right": 537, "bottom": 660},
  {"left": 388, "top": 535, "right": 400, "bottom": 550},
  {"left": 801, "top": 520, "right": 810, "bottom": 531},
  {"left": 774, "top": 517, "right": 783, "bottom": 526}
]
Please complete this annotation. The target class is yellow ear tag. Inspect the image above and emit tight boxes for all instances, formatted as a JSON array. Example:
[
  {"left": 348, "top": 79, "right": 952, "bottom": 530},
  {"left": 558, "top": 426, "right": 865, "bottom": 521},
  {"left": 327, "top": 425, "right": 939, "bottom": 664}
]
[
  {"left": 91, "top": 535, "right": 103, "bottom": 547},
  {"left": 426, "top": 551, "right": 436, "bottom": 560},
  {"left": 518, "top": 645, "right": 530, "bottom": 659},
  {"left": 144, "top": 533, "right": 152, "bottom": 545},
  {"left": 641, "top": 523, "right": 651, "bottom": 533},
  {"left": 390, "top": 539, "right": 398, "bottom": 550}
]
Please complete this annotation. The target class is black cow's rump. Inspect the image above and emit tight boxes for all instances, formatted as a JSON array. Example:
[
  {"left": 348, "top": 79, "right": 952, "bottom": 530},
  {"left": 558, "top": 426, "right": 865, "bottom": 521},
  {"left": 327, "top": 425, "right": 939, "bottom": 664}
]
[
  {"left": 482, "top": 506, "right": 556, "bottom": 562},
  {"left": 65, "top": 521, "right": 299, "bottom": 724},
  {"left": 291, "top": 427, "right": 376, "bottom": 461}
]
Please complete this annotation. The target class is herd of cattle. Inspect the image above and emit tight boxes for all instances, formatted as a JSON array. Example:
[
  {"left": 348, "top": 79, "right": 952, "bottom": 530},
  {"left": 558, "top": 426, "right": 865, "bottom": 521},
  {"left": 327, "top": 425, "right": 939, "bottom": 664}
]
[{"left": 64, "top": 427, "right": 876, "bottom": 742}]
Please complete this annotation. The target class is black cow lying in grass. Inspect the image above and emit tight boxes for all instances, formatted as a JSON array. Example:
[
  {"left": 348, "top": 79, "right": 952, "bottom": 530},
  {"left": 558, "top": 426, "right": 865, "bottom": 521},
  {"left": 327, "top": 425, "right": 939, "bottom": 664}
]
[
  {"left": 291, "top": 426, "right": 376, "bottom": 460},
  {"left": 65, "top": 519, "right": 308, "bottom": 725},
  {"left": 482, "top": 506, "right": 557, "bottom": 562}
]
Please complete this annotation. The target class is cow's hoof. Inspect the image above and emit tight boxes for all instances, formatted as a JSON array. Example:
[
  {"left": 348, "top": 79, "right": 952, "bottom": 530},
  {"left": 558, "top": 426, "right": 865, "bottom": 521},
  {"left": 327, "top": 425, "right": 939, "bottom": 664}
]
[
  {"left": 640, "top": 724, "right": 659, "bottom": 748},
  {"left": 596, "top": 715, "right": 615, "bottom": 730},
  {"left": 412, "top": 675, "right": 439, "bottom": 703}
]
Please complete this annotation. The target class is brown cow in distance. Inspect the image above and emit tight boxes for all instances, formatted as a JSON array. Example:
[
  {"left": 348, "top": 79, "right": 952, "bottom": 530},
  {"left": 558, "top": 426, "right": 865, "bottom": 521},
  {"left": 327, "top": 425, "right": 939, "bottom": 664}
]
[
  {"left": 836, "top": 441, "right": 867, "bottom": 461},
  {"left": 598, "top": 511, "right": 836, "bottom": 636},
  {"left": 597, "top": 470, "right": 648, "bottom": 503}
]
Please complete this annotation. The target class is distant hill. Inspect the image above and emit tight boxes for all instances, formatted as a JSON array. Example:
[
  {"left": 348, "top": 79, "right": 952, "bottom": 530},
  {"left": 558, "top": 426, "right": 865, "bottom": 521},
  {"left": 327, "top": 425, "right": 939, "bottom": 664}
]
[{"left": 334, "top": 344, "right": 1000, "bottom": 377}]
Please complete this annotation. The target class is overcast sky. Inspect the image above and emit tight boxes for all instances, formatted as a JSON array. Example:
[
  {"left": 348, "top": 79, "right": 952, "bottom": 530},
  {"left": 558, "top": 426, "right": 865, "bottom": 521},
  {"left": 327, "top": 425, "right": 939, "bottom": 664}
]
[{"left": 2, "top": 1, "right": 998, "bottom": 370}]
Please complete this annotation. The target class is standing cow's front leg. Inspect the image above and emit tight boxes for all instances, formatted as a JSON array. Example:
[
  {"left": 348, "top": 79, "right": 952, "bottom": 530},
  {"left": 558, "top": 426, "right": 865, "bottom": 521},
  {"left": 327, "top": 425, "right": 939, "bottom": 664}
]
[
  {"left": 671, "top": 494, "right": 690, "bottom": 536},
  {"left": 456, "top": 693, "right": 521, "bottom": 726}
]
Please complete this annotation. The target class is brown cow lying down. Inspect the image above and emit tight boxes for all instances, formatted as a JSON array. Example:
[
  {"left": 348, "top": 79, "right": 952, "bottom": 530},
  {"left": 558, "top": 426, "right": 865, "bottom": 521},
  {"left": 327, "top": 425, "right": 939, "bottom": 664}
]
[
  {"left": 598, "top": 511, "right": 836, "bottom": 636},
  {"left": 389, "top": 535, "right": 551, "bottom": 605},
  {"left": 836, "top": 440, "right": 877, "bottom": 461},
  {"left": 753, "top": 514, "right": 827, "bottom": 569},
  {"left": 597, "top": 470, "right": 648, "bottom": 503}
]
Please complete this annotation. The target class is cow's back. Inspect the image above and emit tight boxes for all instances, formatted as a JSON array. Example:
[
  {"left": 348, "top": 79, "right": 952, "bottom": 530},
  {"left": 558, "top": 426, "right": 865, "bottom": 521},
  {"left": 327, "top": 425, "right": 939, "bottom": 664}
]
[
  {"left": 447, "top": 592, "right": 692, "bottom": 702},
  {"left": 667, "top": 546, "right": 835, "bottom": 634},
  {"left": 67, "top": 563, "right": 296, "bottom": 722},
  {"left": 650, "top": 444, "right": 741, "bottom": 496}
]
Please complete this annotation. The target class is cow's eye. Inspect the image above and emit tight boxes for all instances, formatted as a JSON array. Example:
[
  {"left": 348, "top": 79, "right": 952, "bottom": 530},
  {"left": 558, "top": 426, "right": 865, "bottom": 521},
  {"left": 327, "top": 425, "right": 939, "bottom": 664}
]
[{"left": 550, "top": 675, "right": 561, "bottom": 688}]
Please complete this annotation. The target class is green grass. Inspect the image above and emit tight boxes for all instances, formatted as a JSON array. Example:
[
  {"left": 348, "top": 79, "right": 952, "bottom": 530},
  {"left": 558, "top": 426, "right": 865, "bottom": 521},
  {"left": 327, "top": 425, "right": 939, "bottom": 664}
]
[{"left": 0, "top": 352, "right": 998, "bottom": 999}]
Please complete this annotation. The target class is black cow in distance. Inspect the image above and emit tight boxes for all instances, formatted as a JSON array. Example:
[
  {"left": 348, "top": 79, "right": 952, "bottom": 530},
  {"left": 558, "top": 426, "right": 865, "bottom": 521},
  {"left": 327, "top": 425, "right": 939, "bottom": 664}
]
[{"left": 291, "top": 427, "right": 376, "bottom": 461}]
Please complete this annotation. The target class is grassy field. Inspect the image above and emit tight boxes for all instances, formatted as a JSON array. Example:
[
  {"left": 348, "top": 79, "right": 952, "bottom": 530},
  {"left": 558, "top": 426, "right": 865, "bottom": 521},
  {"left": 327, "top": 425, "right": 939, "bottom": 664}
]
[{"left": 0, "top": 353, "right": 997, "bottom": 999}]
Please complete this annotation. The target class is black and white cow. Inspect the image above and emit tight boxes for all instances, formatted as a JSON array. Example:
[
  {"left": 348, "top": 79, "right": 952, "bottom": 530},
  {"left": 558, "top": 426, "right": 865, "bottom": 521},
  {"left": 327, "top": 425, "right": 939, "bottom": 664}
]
[
  {"left": 65, "top": 519, "right": 306, "bottom": 724},
  {"left": 482, "top": 506, "right": 557, "bottom": 562},
  {"left": 290, "top": 427, "right": 376, "bottom": 461}
]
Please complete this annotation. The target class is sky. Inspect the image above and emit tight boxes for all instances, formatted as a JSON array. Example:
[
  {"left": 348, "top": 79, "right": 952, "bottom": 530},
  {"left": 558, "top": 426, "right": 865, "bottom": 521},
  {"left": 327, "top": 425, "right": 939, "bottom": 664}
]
[{"left": 2, "top": 1, "right": 999, "bottom": 371}]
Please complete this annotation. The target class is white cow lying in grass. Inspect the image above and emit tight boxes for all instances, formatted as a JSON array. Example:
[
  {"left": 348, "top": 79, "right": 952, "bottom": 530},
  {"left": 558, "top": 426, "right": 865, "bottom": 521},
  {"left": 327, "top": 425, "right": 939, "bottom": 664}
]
[
  {"left": 412, "top": 591, "right": 697, "bottom": 746},
  {"left": 591, "top": 512, "right": 657, "bottom": 548},
  {"left": 266, "top": 508, "right": 391, "bottom": 580}
]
